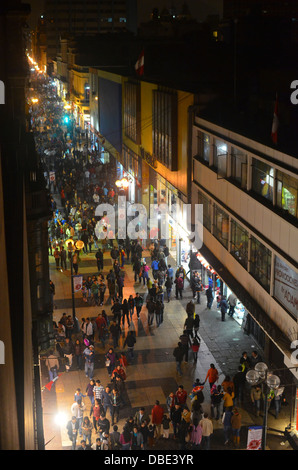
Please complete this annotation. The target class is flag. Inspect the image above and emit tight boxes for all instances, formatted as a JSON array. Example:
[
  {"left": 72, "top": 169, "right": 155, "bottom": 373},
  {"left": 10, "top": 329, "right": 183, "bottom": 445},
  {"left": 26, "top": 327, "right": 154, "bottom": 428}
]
[
  {"left": 271, "top": 94, "right": 279, "bottom": 145},
  {"left": 43, "top": 374, "right": 62, "bottom": 392},
  {"left": 135, "top": 49, "right": 144, "bottom": 76}
]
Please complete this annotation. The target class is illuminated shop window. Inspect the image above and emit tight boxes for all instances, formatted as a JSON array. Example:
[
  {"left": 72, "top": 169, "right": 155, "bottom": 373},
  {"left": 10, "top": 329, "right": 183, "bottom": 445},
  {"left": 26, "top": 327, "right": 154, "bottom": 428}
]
[
  {"left": 276, "top": 170, "right": 298, "bottom": 219},
  {"left": 251, "top": 158, "right": 274, "bottom": 202}
]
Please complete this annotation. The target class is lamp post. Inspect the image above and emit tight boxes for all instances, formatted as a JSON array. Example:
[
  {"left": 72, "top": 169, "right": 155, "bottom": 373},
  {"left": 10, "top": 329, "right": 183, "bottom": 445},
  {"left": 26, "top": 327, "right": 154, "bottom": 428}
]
[
  {"left": 246, "top": 362, "right": 284, "bottom": 450},
  {"left": 66, "top": 238, "right": 84, "bottom": 322}
]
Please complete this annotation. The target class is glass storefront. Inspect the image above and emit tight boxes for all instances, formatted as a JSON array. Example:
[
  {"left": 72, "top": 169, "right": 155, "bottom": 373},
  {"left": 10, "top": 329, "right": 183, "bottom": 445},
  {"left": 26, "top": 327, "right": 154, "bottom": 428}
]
[
  {"left": 147, "top": 174, "right": 191, "bottom": 268},
  {"left": 195, "top": 251, "right": 247, "bottom": 326}
]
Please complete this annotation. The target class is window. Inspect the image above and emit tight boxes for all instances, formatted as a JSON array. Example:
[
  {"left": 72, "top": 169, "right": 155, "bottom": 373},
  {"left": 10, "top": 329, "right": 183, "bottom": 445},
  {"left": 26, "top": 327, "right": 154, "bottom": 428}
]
[
  {"left": 230, "top": 219, "right": 249, "bottom": 269},
  {"left": 84, "top": 83, "right": 90, "bottom": 101},
  {"left": 213, "top": 204, "right": 229, "bottom": 249},
  {"left": 251, "top": 158, "right": 274, "bottom": 202},
  {"left": 276, "top": 170, "right": 298, "bottom": 218},
  {"left": 250, "top": 236, "right": 272, "bottom": 292},
  {"left": 230, "top": 147, "right": 247, "bottom": 188},
  {"left": 198, "top": 190, "right": 212, "bottom": 232},
  {"left": 197, "top": 131, "right": 210, "bottom": 163},
  {"left": 213, "top": 138, "right": 228, "bottom": 176},
  {"left": 152, "top": 89, "right": 178, "bottom": 170},
  {"left": 124, "top": 81, "right": 140, "bottom": 143}
]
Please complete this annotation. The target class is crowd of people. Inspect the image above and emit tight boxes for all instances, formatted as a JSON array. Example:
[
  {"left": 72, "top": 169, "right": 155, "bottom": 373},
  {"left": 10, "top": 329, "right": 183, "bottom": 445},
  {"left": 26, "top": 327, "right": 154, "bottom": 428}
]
[{"left": 33, "top": 75, "right": 286, "bottom": 452}]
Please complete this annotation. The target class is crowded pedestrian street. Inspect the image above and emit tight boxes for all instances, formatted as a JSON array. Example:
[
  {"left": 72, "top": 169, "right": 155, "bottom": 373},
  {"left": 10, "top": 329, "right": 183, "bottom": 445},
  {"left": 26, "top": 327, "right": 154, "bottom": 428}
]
[{"left": 31, "top": 73, "right": 292, "bottom": 452}]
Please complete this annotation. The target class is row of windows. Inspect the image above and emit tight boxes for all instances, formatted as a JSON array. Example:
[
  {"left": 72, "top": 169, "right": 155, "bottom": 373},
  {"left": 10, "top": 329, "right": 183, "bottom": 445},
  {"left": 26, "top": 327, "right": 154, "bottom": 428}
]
[
  {"left": 197, "top": 130, "right": 298, "bottom": 220},
  {"left": 123, "top": 82, "right": 140, "bottom": 144},
  {"left": 198, "top": 190, "right": 272, "bottom": 293},
  {"left": 123, "top": 84, "right": 178, "bottom": 171},
  {"left": 152, "top": 89, "right": 178, "bottom": 170}
]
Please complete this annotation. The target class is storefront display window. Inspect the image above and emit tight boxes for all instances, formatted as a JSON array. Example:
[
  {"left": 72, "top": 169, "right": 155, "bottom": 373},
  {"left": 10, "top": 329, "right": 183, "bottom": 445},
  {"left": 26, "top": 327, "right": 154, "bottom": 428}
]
[
  {"left": 230, "top": 219, "right": 249, "bottom": 269},
  {"left": 226, "top": 286, "right": 247, "bottom": 326},
  {"left": 251, "top": 158, "right": 274, "bottom": 202},
  {"left": 250, "top": 236, "right": 272, "bottom": 292},
  {"left": 213, "top": 204, "right": 229, "bottom": 249},
  {"left": 276, "top": 170, "right": 298, "bottom": 219}
]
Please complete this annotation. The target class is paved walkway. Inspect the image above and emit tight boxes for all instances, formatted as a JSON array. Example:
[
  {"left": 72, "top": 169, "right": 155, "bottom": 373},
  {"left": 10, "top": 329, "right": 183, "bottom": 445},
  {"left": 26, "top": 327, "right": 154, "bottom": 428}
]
[{"left": 41, "top": 240, "right": 292, "bottom": 451}]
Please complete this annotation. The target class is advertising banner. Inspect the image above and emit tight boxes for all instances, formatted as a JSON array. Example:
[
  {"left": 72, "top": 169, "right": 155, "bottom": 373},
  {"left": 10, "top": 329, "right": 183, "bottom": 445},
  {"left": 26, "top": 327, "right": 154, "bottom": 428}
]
[
  {"left": 247, "top": 426, "right": 263, "bottom": 450},
  {"left": 73, "top": 275, "right": 83, "bottom": 293},
  {"left": 274, "top": 256, "right": 298, "bottom": 319}
]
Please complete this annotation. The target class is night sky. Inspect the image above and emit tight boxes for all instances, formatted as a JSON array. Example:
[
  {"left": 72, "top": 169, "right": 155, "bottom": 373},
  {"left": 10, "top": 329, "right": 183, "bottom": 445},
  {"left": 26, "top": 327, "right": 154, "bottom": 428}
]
[{"left": 26, "top": 0, "right": 223, "bottom": 29}]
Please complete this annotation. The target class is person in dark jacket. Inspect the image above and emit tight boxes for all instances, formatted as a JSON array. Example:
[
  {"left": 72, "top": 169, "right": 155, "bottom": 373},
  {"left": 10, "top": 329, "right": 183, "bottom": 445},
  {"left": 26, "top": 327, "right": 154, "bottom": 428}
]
[
  {"left": 173, "top": 342, "right": 184, "bottom": 377},
  {"left": 233, "top": 366, "right": 246, "bottom": 405},
  {"left": 95, "top": 248, "right": 104, "bottom": 271},
  {"left": 206, "top": 286, "right": 214, "bottom": 309},
  {"left": 171, "top": 404, "right": 182, "bottom": 438},
  {"left": 123, "top": 330, "right": 136, "bottom": 362},
  {"left": 220, "top": 295, "right": 229, "bottom": 321},
  {"left": 121, "top": 299, "right": 130, "bottom": 327},
  {"left": 111, "top": 388, "right": 122, "bottom": 425},
  {"left": 66, "top": 416, "right": 80, "bottom": 450}
]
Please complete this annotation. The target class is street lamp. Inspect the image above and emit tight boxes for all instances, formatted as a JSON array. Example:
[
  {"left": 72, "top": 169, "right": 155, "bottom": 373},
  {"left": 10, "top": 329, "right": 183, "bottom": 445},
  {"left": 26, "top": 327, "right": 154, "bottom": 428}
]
[
  {"left": 246, "top": 362, "right": 282, "bottom": 450},
  {"left": 65, "top": 238, "right": 84, "bottom": 322},
  {"left": 115, "top": 177, "right": 130, "bottom": 188}
]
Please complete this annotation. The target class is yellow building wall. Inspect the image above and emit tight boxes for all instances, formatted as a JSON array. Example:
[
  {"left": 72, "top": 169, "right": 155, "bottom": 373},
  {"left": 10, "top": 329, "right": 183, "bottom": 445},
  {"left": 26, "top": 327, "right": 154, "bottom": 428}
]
[{"left": 139, "top": 82, "right": 194, "bottom": 198}]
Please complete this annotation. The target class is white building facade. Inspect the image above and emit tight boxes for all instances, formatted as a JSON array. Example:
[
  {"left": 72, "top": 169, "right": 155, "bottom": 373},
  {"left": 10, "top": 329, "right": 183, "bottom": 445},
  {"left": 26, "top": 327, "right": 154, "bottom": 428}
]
[{"left": 191, "top": 116, "right": 298, "bottom": 377}]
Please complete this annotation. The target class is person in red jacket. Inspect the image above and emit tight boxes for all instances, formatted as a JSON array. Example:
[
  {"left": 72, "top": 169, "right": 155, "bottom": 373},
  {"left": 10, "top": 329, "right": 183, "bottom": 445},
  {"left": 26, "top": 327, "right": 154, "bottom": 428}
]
[
  {"left": 151, "top": 400, "right": 164, "bottom": 439},
  {"left": 175, "top": 385, "right": 188, "bottom": 407}
]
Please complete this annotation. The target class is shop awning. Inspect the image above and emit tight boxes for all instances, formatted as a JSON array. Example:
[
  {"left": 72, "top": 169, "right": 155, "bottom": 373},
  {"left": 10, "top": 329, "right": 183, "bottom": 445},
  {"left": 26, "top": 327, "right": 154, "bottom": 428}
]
[{"left": 198, "top": 244, "right": 291, "bottom": 359}]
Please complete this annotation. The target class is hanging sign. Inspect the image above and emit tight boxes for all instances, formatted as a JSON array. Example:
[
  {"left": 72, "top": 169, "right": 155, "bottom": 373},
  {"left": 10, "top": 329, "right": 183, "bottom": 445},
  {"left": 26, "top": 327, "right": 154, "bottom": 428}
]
[
  {"left": 247, "top": 426, "right": 263, "bottom": 450},
  {"left": 73, "top": 275, "right": 83, "bottom": 293}
]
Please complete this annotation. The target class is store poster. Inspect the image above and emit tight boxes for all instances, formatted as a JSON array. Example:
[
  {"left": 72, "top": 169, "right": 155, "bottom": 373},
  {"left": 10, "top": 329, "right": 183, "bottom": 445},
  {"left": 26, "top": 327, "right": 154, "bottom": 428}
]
[
  {"left": 247, "top": 426, "right": 263, "bottom": 450},
  {"left": 274, "top": 256, "right": 298, "bottom": 319},
  {"left": 73, "top": 275, "right": 83, "bottom": 293}
]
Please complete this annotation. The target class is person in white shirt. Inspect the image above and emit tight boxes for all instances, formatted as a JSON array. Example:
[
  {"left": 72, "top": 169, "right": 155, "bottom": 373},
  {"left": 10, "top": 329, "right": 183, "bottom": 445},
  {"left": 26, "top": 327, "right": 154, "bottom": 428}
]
[
  {"left": 199, "top": 413, "right": 213, "bottom": 450},
  {"left": 70, "top": 399, "right": 86, "bottom": 437}
]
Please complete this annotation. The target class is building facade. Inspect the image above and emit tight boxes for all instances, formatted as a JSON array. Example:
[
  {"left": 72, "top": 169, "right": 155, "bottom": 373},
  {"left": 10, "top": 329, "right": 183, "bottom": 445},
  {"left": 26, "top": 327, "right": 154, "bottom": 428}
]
[
  {"left": 0, "top": 0, "right": 53, "bottom": 450},
  {"left": 191, "top": 115, "right": 298, "bottom": 380},
  {"left": 88, "top": 66, "right": 195, "bottom": 267},
  {"left": 44, "top": 0, "right": 137, "bottom": 66}
]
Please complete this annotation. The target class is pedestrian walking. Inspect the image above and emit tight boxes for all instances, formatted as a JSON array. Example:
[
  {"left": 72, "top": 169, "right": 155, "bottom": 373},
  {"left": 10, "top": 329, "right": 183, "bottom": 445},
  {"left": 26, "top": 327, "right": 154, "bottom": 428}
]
[
  {"left": 199, "top": 413, "right": 213, "bottom": 450},
  {"left": 222, "top": 408, "right": 233, "bottom": 445},
  {"left": 109, "top": 320, "right": 121, "bottom": 349},
  {"left": 204, "top": 364, "right": 219, "bottom": 389},
  {"left": 123, "top": 330, "right": 136, "bottom": 363},
  {"left": 105, "top": 348, "right": 116, "bottom": 376},
  {"left": 231, "top": 408, "right": 242, "bottom": 448},
  {"left": 66, "top": 416, "right": 79, "bottom": 450},
  {"left": 151, "top": 400, "right": 164, "bottom": 439},
  {"left": 173, "top": 342, "right": 184, "bottom": 376}
]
